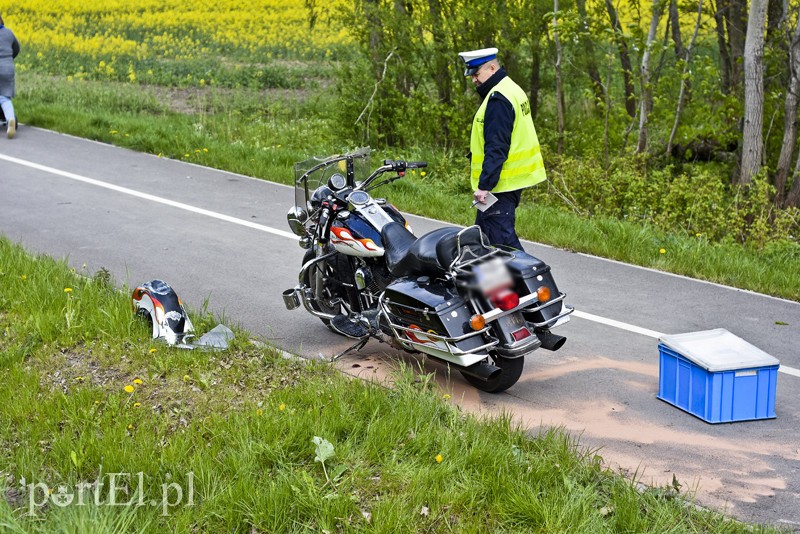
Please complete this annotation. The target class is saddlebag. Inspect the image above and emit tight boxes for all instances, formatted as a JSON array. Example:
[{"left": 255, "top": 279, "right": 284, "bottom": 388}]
[
  {"left": 504, "top": 250, "right": 564, "bottom": 327},
  {"left": 381, "top": 277, "right": 487, "bottom": 355}
]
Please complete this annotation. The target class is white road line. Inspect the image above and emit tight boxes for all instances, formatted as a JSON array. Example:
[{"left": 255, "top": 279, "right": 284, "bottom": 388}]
[
  {"left": 780, "top": 366, "right": 800, "bottom": 378},
  {"left": 572, "top": 310, "right": 666, "bottom": 338},
  {"left": 0, "top": 153, "right": 301, "bottom": 242},
  {"left": 5, "top": 152, "right": 799, "bottom": 378},
  {"left": 571, "top": 310, "right": 799, "bottom": 377}
]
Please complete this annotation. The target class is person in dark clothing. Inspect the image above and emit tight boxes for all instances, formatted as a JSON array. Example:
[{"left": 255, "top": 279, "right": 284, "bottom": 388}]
[
  {"left": 458, "top": 47, "right": 547, "bottom": 250},
  {"left": 0, "top": 12, "right": 20, "bottom": 139}
]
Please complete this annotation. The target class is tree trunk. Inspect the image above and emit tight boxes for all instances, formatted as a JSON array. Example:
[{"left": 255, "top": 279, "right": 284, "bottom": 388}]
[
  {"left": 530, "top": 40, "right": 541, "bottom": 119},
  {"left": 738, "top": 0, "right": 769, "bottom": 185},
  {"left": 427, "top": 1, "right": 451, "bottom": 107},
  {"left": 364, "top": 0, "right": 383, "bottom": 79},
  {"left": 426, "top": 0, "right": 453, "bottom": 141},
  {"left": 554, "top": 0, "right": 565, "bottom": 154},
  {"left": 604, "top": 54, "right": 612, "bottom": 172},
  {"left": 766, "top": 0, "right": 785, "bottom": 39},
  {"left": 637, "top": 0, "right": 664, "bottom": 153},
  {"left": 786, "top": 152, "right": 800, "bottom": 207},
  {"left": 726, "top": 0, "right": 748, "bottom": 92},
  {"left": 605, "top": 0, "right": 637, "bottom": 117},
  {"left": 669, "top": 0, "right": 692, "bottom": 99},
  {"left": 669, "top": 0, "right": 686, "bottom": 58},
  {"left": 713, "top": 0, "right": 733, "bottom": 93},
  {"left": 667, "top": 0, "right": 705, "bottom": 155},
  {"left": 576, "top": 0, "right": 604, "bottom": 105},
  {"left": 776, "top": 14, "right": 800, "bottom": 205},
  {"left": 393, "top": 0, "right": 412, "bottom": 97}
]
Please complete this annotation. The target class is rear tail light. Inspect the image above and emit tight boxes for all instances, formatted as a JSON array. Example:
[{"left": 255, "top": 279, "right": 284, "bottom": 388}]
[{"left": 491, "top": 289, "right": 520, "bottom": 311}]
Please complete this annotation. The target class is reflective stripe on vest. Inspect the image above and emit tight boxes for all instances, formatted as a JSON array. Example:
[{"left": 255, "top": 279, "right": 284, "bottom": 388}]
[{"left": 470, "top": 77, "right": 547, "bottom": 192}]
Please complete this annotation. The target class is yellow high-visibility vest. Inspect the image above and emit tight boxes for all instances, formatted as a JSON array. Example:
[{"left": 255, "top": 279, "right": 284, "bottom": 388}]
[{"left": 470, "top": 77, "right": 547, "bottom": 192}]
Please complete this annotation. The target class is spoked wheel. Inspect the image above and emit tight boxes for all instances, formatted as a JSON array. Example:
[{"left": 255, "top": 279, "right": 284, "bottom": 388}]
[
  {"left": 302, "top": 249, "right": 342, "bottom": 328},
  {"left": 461, "top": 354, "right": 524, "bottom": 393}
]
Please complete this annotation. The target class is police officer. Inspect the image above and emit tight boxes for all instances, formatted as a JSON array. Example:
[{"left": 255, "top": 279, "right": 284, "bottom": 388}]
[{"left": 459, "top": 47, "right": 546, "bottom": 250}]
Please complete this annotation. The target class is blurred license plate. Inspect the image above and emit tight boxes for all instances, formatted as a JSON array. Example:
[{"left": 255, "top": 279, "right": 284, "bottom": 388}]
[{"left": 475, "top": 258, "right": 513, "bottom": 295}]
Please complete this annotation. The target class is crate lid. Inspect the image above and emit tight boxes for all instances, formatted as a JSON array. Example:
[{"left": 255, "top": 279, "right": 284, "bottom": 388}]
[{"left": 659, "top": 329, "right": 780, "bottom": 372}]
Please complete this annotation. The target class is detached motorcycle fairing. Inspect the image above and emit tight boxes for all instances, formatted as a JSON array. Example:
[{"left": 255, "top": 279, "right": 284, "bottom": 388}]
[
  {"left": 283, "top": 149, "right": 573, "bottom": 393},
  {"left": 132, "top": 279, "right": 194, "bottom": 345}
]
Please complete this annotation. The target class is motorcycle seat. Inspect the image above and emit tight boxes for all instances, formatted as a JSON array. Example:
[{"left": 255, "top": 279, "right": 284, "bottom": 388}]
[{"left": 381, "top": 222, "right": 490, "bottom": 278}]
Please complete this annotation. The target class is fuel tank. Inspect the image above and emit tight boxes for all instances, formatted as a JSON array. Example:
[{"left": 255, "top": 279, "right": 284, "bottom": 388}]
[{"left": 330, "top": 205, "right": 407, "bottom": 258}]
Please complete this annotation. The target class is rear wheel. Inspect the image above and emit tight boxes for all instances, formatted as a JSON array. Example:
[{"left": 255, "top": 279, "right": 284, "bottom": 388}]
[
  {"left": 461, "top": 354, "right": 524, "bottom": 393},
  {"left": 302, "top": 249, "right": 342, "bottom": 327}
]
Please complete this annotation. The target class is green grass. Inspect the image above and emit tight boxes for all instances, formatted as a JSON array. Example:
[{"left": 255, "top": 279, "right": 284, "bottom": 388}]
[
  {"left": 0, "top": 236, "right": 777, "bottom": 531},
  {"left": 12, "top": 71, "right": 800, "bottom": 301}
]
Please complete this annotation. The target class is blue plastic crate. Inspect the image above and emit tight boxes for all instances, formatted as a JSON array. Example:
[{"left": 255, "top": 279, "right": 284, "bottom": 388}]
[{"left": 657, "top": 330, "right": 779, "bottom": 424}]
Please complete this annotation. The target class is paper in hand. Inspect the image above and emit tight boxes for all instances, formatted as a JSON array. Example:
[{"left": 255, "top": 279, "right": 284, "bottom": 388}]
[{"left": 471, "top": 192, "right": 498, "bottom": 212}]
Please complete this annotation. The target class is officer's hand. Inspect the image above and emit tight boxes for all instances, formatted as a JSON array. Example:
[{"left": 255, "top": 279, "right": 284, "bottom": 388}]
[{"left": 473, "top": 189, "right": 489, "bottom": 203}]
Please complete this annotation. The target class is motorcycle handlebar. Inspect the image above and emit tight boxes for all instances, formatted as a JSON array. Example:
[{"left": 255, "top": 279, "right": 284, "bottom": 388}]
[{"left": 382, "top": 159, "right": 429, "bottom": 172}]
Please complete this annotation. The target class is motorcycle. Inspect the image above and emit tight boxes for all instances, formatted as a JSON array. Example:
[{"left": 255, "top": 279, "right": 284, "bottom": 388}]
[{"left": 282, "top": 148, "right": 573, "bottom": 393}]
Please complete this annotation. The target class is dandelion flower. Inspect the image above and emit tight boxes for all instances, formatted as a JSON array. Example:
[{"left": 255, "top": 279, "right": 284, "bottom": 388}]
[
  {"left": 435, "top": 454, "right": 443, "bottom": 464},
  {"left": 421, "top": 171, "right": 427, "bottom": 177},
  {"left": 442, "top": 394, "right": 451, "bottom": 400},
  {"left": 279, "top": 403, "right": 286, "bottom": 411},
  {"left": 20, "top": 275, "right": 27, "bottom": 281},
  {"left": 94, "top": 400, "right": 100, "bottom": 405},
  {"left": 149, "top": 348, "right": 157, "bottom": 354},
  {"left": 256, "top": 409, "right": 263, "bottom": 416},
  {"left": 124, "top": 385, "right": 134, "bottom": 394},
  {"left": 133, "top": 402, "right": 141, "bottom": 408},
  {"left": 183, "top": 374, "right": 191, "bottom": 382},
  {"left": 659, "top": 248, "right": 666, "bottom": 254},
  {"left": 133, "top": 378, "right": 143, "bottom": 385},
  {"left": 64, "top": 288, "right": 73, "bottom": 293}
]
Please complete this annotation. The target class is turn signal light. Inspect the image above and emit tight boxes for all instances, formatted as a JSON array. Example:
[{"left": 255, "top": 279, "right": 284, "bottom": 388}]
[
  {"left": 491, "top": 289, "right": 520, "bottom": 311},
  {"left": 469, "top": 314, "right": 486, "bottom": 331},
  {"left": 537, "top": 286, "right": 551, "bottom": 302}
]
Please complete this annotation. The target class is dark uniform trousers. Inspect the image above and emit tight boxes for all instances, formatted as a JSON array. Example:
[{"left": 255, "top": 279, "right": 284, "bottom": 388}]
[{"left": 475, "top": 189, "right": 523, "bottom": 250}]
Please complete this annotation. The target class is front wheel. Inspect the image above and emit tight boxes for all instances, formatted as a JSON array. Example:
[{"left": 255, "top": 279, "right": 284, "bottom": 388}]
[
  {"left": 461, "top": 354, "right": 524, "bottom": 393},
  {"left": 302, "top": 249, "right": 342, "bottom": 327}
]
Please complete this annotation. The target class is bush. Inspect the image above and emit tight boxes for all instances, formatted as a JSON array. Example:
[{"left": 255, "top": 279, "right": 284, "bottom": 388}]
[{"left": 534, "top": 155, "right": 800, "bottom": 249}]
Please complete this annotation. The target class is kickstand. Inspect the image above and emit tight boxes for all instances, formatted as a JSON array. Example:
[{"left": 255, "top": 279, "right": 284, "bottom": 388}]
[{"left": 330, "top": 336, "right": 369, "bottom": 362}]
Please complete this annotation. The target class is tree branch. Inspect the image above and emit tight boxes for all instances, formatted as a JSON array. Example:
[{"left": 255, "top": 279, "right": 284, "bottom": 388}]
[{"left": 355, "top": 49, "right": 397, "bottom": 127}]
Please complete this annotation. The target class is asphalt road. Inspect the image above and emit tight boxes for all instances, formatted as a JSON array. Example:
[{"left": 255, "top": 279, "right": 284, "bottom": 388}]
[{"left": 1, "top": 127, "right": 799, "bottom": 529}]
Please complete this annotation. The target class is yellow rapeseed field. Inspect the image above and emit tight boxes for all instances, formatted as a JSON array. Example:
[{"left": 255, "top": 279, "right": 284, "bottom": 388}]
[{"left": 0, "top": 0, "right": 352, "bottom": 86}]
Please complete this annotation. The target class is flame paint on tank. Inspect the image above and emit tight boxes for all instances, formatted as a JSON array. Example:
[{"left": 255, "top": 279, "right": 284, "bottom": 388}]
[{"left": 330, "top": 226, "right": 385, "bottom": 257}]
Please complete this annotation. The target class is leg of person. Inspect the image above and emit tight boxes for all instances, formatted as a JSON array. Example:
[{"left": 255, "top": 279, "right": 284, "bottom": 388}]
[
  {"left": 0, "top": 96, "right": 16, "bottom": 139},
  {"left": 474, "top": 190, "right": 523, "bottom": 249}
]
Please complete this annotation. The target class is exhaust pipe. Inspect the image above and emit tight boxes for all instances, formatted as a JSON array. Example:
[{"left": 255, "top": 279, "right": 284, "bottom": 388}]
[
  {"left": 459, "top": 360, "right": 502, "bottom": 382},
  {"left": 282, "top": 288, "right": 301, "bottom": 310},
  {"left": 536, "top": 330, "right": 566, "bottom": 351}
]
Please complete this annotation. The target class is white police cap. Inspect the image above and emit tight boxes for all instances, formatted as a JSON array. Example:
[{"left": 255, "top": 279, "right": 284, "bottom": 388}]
[{"left": 458, "top": 47, "right": 499, "bottom": 76}]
